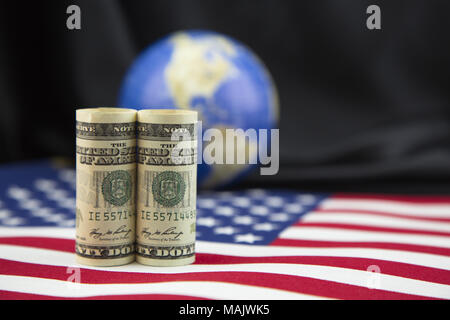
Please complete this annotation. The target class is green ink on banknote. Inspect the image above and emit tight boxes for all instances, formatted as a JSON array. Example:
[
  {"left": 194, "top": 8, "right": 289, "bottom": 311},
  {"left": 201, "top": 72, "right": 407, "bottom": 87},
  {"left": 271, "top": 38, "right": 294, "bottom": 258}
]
[
  {"left": 102, "top": 170, "right": 132, "bottom": 206},
  {"left": 152, "top": 171, "right": 186, "bottom": 207}
]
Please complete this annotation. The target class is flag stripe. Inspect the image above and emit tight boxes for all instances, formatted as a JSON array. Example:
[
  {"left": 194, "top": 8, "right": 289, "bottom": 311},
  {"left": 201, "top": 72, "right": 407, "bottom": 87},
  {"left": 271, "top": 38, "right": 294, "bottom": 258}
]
[
  {"left": 0, "top": 290, "right": 205, "bottom": 300},
  {"left": 320, "top": 198, "right": 450, "bottom": 217},
  {"left": 2, "top": 251, "right": 450, "bottom": 286},
  {"left": 271, "top": 239, "right": 450, "bottom": 256},
  {"left": 0, "top": 263, "right": 436, "bottom": 300},
  {"left": 0, "top": 237, "right": 74, "bottom": 252},
  {"left": 0, "top": 264, "right": 446, "bottom": 300},
  {"left": 293, "top": 223, "right": 450, "bottom": 237},
  {"left": 1, "top": 163, "right": 449, "bottom": 300},
  {"left": 299, "top": 212, "right": 450, "bottom": 234},
  {"left": 3, "top": 238, "right": 450, "bottom": 271},
  {"left": 314, "top": 209, "right": 450, "bottom": 223},
  {"left": 1, "top": 246, "right": 449, "bottom": 299},
  {"left": 195, "top": 254, "right": 450, "bottom": 285},
  {"left": 0, "top": 227, "right": 74, "bottom": 239},
  {"left": 279, "top": 227, "right": 450, "bottom": 249},
  {"left": 1, "top": 242, "right": 450, "bottom": 285},
  {"left": 332, "top": 193, "right": 450, "bottom": 204},
  {"left": 0, "top": 275, "right": 324, "bottom": 300}
]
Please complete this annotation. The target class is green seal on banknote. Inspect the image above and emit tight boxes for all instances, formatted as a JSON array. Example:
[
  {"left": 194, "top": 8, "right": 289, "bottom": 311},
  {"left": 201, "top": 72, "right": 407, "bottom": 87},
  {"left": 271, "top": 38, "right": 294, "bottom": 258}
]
[
  {"left": 102, "top": 170, "right": 132, "bottom": 206},
  {"left": 152, "top": 171, "right": 186, "bottom": 207}
]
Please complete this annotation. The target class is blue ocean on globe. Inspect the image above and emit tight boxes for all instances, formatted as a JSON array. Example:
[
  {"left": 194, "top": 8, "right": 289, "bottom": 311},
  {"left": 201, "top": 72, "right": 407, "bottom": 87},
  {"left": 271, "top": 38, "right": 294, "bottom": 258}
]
[{"left": 119, "top": 30, "right": 279, "bottom": 188}]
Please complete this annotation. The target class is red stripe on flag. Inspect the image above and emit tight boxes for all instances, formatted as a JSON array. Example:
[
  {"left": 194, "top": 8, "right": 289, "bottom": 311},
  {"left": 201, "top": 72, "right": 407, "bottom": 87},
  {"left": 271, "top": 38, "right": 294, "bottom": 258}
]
[
  {"left": 292, "top": 222, "right": 450, "bottom": 237},
  {"left": 0, "top": 290, "right": 205, "bottom": 300},
  {"left": 195, "top": 254, "right": 450, "bottom": 285},
  {"left": 313, "top": 209, "right": 450, "bottom": 223},
  {"left": 1, "top": 252, "right": 449, "bottom": 286},
  {"left": 271, "top": 239, "right": 450, "bottom": 256},
  {"left": 2, "top": 237, "right": 449, "bottom": 285},
  {"left": 0, "top": 237, "right": 74, "bottom": 253},
  {"left": 0, "top": 260, "right": 436, "bottom": 300},
  {"left": 331, "top": 193, "right": 450, "bottom": 204}
]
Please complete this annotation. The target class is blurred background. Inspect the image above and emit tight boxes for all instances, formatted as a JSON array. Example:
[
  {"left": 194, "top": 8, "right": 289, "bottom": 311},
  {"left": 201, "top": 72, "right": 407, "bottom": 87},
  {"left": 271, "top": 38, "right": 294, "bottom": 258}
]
[{"left": 0, "top": 0, "right": 449, "bottom": 194}]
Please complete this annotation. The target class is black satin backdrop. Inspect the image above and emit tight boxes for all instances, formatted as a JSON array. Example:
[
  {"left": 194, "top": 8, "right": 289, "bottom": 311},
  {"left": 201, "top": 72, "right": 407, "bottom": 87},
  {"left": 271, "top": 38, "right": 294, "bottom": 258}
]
[{"left": 0, "top": 0, "right": 449, "bottom": 193}]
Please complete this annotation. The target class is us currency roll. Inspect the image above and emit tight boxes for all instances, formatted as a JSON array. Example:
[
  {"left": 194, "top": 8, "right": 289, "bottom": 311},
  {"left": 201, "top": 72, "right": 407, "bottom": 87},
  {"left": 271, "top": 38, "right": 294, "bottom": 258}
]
[
  {"left": 136, "top": 109, "right": 198, "bottom": 266},
  {"left": 75, "top": 108, "right": 136, "bottom": 266}
]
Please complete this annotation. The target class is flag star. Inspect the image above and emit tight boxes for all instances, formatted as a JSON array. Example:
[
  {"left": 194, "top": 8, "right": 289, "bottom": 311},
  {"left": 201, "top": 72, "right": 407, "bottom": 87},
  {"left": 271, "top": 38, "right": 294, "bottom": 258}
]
[
  {"left": 43, "top": 213, "right": 67, "bottom": 223},
  {"left": 59, "top": 169, "right": 76, "bottom": 183},
  {"left": 217, "top": 191, "right": 234, "bottom": 199},
  {"left": 214, "top": 206, "right": 235, "bottom": 217},
  {"left": 197, "top": 199, "right": 216, "bottom": 209},
  {"left": 247, "top": 189, "right": 266, "bottom": 198},
  {"left": 265, "top": 196, "right": 284, "bottom": 207},
  {"left": 249, "top": 206, "right": 270, "bottom": 216},
  {"left": 19, "top": 199, "right": 42, "bottom": 210},
  {"left": 57, "top": 198, "right": 76, "bottom": 209},
  {"left": 234, "top": 233, "right": 263, "bottom": 244},
  {"left": 3, "top": 217, "right": 25, "bottom": 226},
  {"left": 197, "top": 217, "right": 219, "bottom": 227},
  {"left": 297, "top": 194, "right": 317, "bottom": 205},
  {"left": 233, "top": 215, "right": 255, "bottom": 225},
  {"left": 0, "top": 209, "right": 12, "bottom": 219},
  {"left": 284, "top": 203, "right": 304, "bottom": 214},
  {"left": 214, "top": 226, "right": 238, "bottom": 235},
  {"left": 253, "top": 223, "right": 278, "bottom": 232},
  {"left": 46, "top": 190, "right": 69, "bottom": 201},
  {"left": 34, "top": 179, "right": 57, "bottom": 192},
  {"left": 58, "top": 219, "right": 75, "bottom": 227},
  {"left": 269, "top": 213, "right": 290, "bottom": 222},
  {"left": 8, "top": 186, "right": 31, "bottom": 200},
  {"left": 32, "top": 207, "right": 53, "bottom": 217},
  {"left": 231, "top": 197, "right": 251, "bottom": 208}
]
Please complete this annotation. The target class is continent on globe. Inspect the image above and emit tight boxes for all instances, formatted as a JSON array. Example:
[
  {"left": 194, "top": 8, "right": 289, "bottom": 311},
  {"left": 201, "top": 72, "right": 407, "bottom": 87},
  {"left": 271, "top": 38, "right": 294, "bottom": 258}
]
[
  {"left": 165, "top": 33, "right": 238, "bottom": 120},
  {"left": 119, "top": 30, "right": 279, "bottom": 188}
]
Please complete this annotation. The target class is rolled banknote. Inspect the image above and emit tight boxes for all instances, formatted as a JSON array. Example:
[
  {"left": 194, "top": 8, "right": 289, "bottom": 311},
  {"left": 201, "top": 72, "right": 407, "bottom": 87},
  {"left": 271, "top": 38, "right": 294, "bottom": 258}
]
[
  {"left": 136, "top": 109, "right": 198, "bottom": 266},
  {"left": 75, "top": 108, "right": 136, "bottom": 266}
]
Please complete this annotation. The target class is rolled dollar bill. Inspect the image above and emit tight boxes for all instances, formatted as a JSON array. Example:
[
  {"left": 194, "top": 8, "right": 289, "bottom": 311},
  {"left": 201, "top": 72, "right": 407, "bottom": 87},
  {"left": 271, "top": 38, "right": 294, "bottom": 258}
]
[
  {"left": 75, "top": 108, "right": 136, "bottom": 266},
  {"left": 136, "top": 109, "right": 198, "bottom": 266}
]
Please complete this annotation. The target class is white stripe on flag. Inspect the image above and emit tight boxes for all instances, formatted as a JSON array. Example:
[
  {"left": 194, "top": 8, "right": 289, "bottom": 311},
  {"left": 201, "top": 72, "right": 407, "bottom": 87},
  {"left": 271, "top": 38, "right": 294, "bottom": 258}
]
[
  {"left": 1, "top": 245, "right": 449, "bottom": 299},
  {"left": 0, "top": 227, "right": 74, "bottom": 239},
  {"left": 0, "top": 275, "right": 321, "bottom": 300},
  {"left": 320, "top": 199, "right": 450, "bottom": 217},
  {"left": 197, "top": 242, "right": 450, "bottom": 271},
  {"left": 1, "top": 235, "right": 450, "bottom": 270},
  {"left": 302, "top": 212, "right": 450, "bottom": 233},
  {"left": 279, "top": 227, "right": 450, "bottom": 248}
]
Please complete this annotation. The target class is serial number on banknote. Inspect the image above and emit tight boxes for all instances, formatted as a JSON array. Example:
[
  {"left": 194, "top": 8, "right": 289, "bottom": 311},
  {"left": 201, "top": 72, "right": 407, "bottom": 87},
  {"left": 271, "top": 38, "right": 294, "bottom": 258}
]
[
  {"left": 139, "top": 210, "right": 196, "bottom": 222},
  {"left": 89, "top": 211, "right": 133, "bottom": 221}
]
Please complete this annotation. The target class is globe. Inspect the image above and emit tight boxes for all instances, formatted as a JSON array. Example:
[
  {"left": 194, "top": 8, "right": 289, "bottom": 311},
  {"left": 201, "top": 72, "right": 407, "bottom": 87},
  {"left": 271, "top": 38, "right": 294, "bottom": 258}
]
[{"left": 119, "top": 30, "right": 279, "bottom": 189}]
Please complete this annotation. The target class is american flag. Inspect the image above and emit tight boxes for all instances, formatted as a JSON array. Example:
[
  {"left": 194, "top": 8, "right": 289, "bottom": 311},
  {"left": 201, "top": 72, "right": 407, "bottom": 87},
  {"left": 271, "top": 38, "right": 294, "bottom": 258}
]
[{"left": 0, "top": 161, "right": 449, "bottom": 300}]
